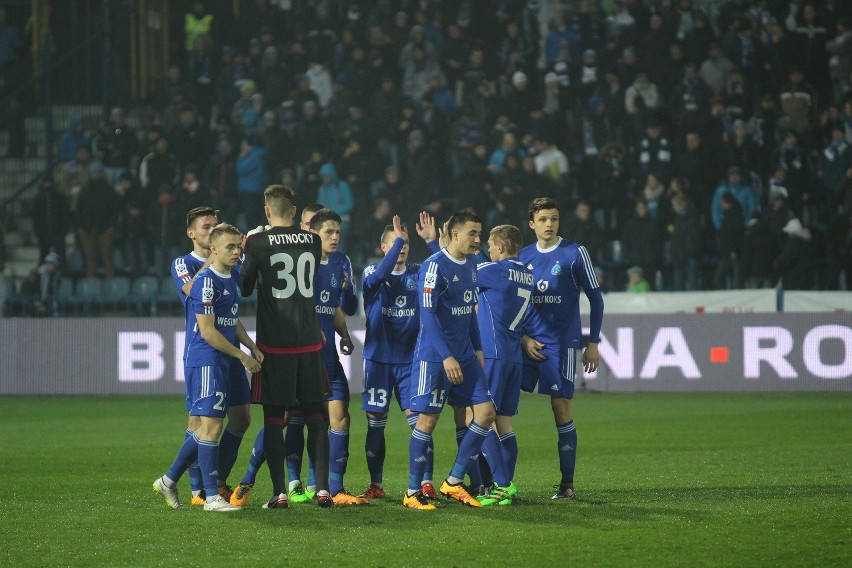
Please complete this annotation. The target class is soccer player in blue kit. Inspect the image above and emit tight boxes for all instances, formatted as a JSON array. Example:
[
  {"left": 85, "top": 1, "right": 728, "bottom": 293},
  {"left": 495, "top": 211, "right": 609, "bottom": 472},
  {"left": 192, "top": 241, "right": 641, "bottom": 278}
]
[
  {"left": 474, "top": 224, "right": 534, "bottom": 506},
  {"left": 359, "top": 212, "right": 441, "bottom": 499},
  {"left": 519, "top": 197, "right": 603, "bottom": 500},
  {"left": 306, "top": 208, "right": 367, "bottom": 505},
  {"left": 403, "top": 211, "right": 495, "bottom": 510},
  {"left": 168, "top": 206, "right": 253, "bottom": 506},
  {"left": 153, "top": 223, "right": 263, "bottom": 511}
]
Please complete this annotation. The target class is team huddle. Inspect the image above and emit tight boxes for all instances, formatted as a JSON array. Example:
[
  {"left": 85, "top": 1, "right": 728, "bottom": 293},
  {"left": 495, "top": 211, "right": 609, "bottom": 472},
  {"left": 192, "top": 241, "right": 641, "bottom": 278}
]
[{"left": 152, "top": 186, "right": 604, "bottom": 511}]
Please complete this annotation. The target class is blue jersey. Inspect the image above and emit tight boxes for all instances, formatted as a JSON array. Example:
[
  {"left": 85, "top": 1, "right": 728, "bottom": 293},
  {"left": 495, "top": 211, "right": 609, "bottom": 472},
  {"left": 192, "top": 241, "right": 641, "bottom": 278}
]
[
  {"left": 519, "top": 237, "right": 601, "bottom": 348},
  {"left": 413, "top": 249, "right": 482, "bottom": 363},
  {"left": 314, "top": 257, "right": 346, "bottom": 370},
  {"left": 476, "top": 257, "right": 534, "bottom": 362},
  {"left": 172, "top": 252, "right": 206, "bottom": 362},
  {"left": 362, "top": 237, "right": 422, "bottom": 364},
  {"left": 185, "top": 267, "right": 241, "bottom": 367},
  {"left": 329, "top": 251, "right": 358, "bottom": 315}
]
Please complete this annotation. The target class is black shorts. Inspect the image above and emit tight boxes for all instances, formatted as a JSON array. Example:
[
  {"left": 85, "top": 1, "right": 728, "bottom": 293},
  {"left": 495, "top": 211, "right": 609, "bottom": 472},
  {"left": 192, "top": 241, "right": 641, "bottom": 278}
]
[{"left": 251, "top": 350, "right": 330, "bottom": 407}]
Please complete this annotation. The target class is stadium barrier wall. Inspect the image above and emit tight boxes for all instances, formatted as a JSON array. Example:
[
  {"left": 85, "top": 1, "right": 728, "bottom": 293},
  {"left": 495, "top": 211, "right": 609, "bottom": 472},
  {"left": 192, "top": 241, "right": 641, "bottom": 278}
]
[{"left": 1, "top": 310, "right": 850, "bottom": 395}]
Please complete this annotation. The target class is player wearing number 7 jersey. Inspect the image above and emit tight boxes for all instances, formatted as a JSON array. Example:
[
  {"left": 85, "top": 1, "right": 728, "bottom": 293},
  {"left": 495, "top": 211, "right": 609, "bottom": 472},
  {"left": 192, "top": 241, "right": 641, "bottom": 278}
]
[{"left": 240, "top": 184, "right": 333, "bottom": 509}]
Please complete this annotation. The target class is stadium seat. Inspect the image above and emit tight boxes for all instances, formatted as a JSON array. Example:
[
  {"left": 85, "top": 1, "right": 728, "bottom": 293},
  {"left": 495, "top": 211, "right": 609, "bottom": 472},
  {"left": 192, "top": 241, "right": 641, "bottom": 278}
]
[
  {"left": 71, "top": 276, "right": 103, "bottom": 315},
  {"left": 65, "top": 248, "right": 84, "bottom": 277},
  {"left": 130, "top": 275, "right": 159, "bottom": 316},
  {"left": 101, "top": 276, "right": 131, "bottom": 313},
  {"left": 55, "top": 277, "right": 74, "bottom": 315},
  {"left": 157, "top": 276, "right": 180, "bottom": 316}
]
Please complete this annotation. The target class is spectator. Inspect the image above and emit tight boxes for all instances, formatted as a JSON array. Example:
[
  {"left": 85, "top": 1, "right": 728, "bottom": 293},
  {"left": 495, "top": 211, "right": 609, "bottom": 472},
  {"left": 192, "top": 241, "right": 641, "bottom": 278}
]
[
  {"left": 775, "top": 217, "right": 816, "bottom": 290},
  {"left": 641, "top": 173, "right": 668, "bottom": 220},
  {"left": 624, "top": 71, "right": 662, "bottom": 117},
  {"left": 698, "top": 42, "right": 734, "bottom": 96},
  {"left": 115, "top": 172, "right": 151, "bottom": 277},
  {"left": 713, "top": 192, "right": 744, "bottom": 289},
  {"left": 635, "top": 118, "right": 672, "bottom": 181},
  {"left": 184, "top": 1, "right": 213, "bottom": 53},
  {"left": 57, "top": 116, "right": 91, "bottom": 163},
  {"left": 711, "top": 166, "right": 756, "bottom": 230},
  {"left": 235, "top": 136, "right": 268, "bottom": 229},
  {"left": 563, "top": 200, "right": 605, "bottom": 263},
  {"left": 316, "top": 162, "right": 354, "bottom": 250},
  {"left": 138, "top": 137, "right": 179, "bottom": 195},
  {"left": 741, "top": 212, "right": 778, "bottom": 289},
  {"left": 19, "top": 252, "right": 62, "bottom": 317},
  {"left": 669, "top": 194, "right": 701, "bottom": 291},
  {"left": 169, "top": 106, "right": 210, "bottom": 175},
  {"left": 533, "top": 137, "right": 569, "bottom": 187},
  {"left": 97, "top": 107, "right": 137, "bottom": 185},
  {"left": 826, "top": 17, "right": 852, "bottom": 105},
  {"left": 76, "top": 162, "right": 119, "bottom": 279},
  {"left": 31, "top": 180, "right": 70, "bottom": 268},
  {"left": 58, "top": 146, "right": 94, "bottom": 212},
  {"left": 626, "top": 265, "right": 650, "bottom": 292},
  {"left": 621, "top": 199, "right": 665, "bottom": 285}
]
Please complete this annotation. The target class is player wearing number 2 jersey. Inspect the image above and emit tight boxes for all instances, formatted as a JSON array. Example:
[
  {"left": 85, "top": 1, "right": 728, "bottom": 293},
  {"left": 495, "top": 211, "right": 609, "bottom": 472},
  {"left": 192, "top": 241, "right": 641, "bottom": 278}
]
[{"left": 240, "top": 184, "right": 332, "bottom": 509}]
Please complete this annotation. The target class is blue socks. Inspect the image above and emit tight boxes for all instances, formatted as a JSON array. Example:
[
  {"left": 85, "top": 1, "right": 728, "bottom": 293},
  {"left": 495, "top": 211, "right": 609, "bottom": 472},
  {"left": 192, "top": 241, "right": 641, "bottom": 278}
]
[
  {"left": 408, "top": 428, "right": 432, "bottom": 494},
  {"left": 456, "top": 425, "right": 483, "bottom": 487},
  {"left": 328, "top": 429, "right": 349, "bottom": 496},
  {"left": 197, "top": 438, "right": 220, "bottom": 498},
  {"left": 240, "top": 428, "right": 266, "bottom": 485},
  {"left": 500, "top": 431, "right": 518, "bottom": 483},
  {"left": 166, "top": 431, "right": 199, "bottom": 484},
  {"left": 365, "top": 416, "right": 387, "bottom": 486},
  {"left": 449, "top": 421, "right": 489, "bottom": 483},
  {"left": 556, "top": 420, "right": 577, "bottom": 485},
  {"left": 216, "top": 425, "right": 245, "bottom": 484},
  {"left": 482, "top": 429, "right": 509, "bottom": 487},
  {"left": 408, "top": 413, "right": 433, "bottom": 483},
  {"left": 184, "top": 429, "right": 203, "bottom": 492}
]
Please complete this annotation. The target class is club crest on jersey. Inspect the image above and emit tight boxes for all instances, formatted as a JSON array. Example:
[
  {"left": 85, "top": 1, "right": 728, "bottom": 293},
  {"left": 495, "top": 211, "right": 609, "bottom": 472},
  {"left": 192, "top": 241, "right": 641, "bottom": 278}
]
[
  {"left": 231, "top": 304, "right": 238, "bottom": 315},
  {"left": 406, "top": 276, "right": 416, "bottom": 290},
  {"left": 331, "top": 274, "right": 338, "bottom": 288},
  {"left": 395, "top": 296, "right": 407, "bottom": 307},
  {"left": 551, "top": 262, "right": 562, "bottom": 275},
  {"left": 463, "top": 290, "right": 473, "bottom": 303},
  {"left": 537, "top": 279, "right": 549, "bottom": 292},
  {"left": 320, "top": 290, "right": 330, "bottom": 303},
  {"left": 472, "top": 270, "right": 477, "bottom": 283}
]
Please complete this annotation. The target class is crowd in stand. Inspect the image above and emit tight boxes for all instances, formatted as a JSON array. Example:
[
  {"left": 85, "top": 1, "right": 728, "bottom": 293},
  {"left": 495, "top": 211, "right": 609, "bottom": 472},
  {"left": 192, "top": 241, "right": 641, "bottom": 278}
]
[{"left": 21, "top": 0, "right": 852, "bottom": 300}]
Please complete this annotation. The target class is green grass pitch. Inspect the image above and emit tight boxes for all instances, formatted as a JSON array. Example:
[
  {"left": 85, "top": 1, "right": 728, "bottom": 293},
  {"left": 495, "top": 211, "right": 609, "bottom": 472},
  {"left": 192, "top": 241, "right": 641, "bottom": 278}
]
[{"left": 1, "top": 393, "right": 850, "bottom": 567}]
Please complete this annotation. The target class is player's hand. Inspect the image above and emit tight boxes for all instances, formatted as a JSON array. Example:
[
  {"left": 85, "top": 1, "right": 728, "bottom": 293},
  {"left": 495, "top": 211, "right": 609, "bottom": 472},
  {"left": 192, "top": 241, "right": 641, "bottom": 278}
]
[
  {"left": 392, "top": 214, "right": 408, "bottom": 241},
  {"left": 521, "top": 335, "right": 546, "bottom": 361},
  {"left": 246, "top": 224, "right": 271, "bottom": 238},
  {"left": 320, "top": 331, "right": 327, "bottom": 346},
  {"left": 341, "top": 270, "right": 349, "bottom": 290},
  {"left": 583, "top": 342, "right": 600, "bottom": 373},
  {"left": 240, "top": 353, "right": 261, "bottom": 374},
  {"left": 443, "top": 356, "right": 463, "bottom": 384},
  {"left": 339, "top": 336, "right": 354, "bottom": 356},
  {"left": 415, "top": 211, "right": 436, "bottom": 242},
  {"left": 250, "top": 346, "right": 264, "bottom": 364},
  {"left": 438, "top": 221, "right": 450, "bottom": 249},
  {"left": 476, "top": 350, "right": 485, "bottom": 369}
]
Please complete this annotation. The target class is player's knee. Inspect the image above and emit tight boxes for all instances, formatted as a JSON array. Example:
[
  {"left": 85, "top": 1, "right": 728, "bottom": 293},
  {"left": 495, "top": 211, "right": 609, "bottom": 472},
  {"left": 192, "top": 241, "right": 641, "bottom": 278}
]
[
  {"left": 474, "top": 404, "right": 496, "bottom": 427},
  {"left": 227, "top": 405, "right": 251, "bottom": 431},
  {"left": 366, "top": 411, "right": 388, "bottom": 420},
  {"left": 415, "top": 412, "right": 439, "bottom": 433}
]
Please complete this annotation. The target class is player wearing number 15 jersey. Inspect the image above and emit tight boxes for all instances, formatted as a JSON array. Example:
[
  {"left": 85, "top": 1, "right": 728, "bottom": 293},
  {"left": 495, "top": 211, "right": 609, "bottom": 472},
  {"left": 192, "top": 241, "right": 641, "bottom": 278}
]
[
  {"left": 519, "top": 197, "right": 604, "bottom": 501},
  {"left": 240, "top": 184, "right": 332, "bottom": 509}
]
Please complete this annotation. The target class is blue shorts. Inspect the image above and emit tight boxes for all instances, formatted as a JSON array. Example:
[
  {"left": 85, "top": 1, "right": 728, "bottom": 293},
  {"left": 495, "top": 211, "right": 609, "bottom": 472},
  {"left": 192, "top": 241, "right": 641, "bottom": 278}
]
[
  {"left": 522, "top": 345, "right": 576, "bottom": 400},
  {"left": 361, "top": 360, "right": 410, "bottom": 413},
  {"left": 228, "top": 358, "right": 251, "bottom": 407},
  {"left": 409, "top": 356, "right": 493, "bottom": 413},
  {"left": 327, "top": 359, "right": 350, "bottom": 402},
  {"left": 187, "top": 362, "right": 230, "bottom": 418},
  {"left": 485, "top": 358, "right": 523, "bottom": 416}
]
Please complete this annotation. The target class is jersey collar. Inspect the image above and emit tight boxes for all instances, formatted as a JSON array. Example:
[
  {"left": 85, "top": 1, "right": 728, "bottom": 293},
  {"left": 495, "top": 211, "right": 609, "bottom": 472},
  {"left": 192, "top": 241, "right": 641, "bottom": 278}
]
[
  {"left": 210, "top": 267, "right": 231, "bottom": 278},
  {"left": 536, "top": 237, "right": 562, "bottom": 254},
  {"left": 440, "top": 248, "right": 468, "bottom": 265}
]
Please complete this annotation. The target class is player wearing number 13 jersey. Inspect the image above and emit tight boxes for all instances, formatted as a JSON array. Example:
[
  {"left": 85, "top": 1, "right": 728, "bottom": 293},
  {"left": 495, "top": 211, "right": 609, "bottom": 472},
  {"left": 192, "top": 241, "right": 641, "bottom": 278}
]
[{"left": 240, "top": 184, "right": 332, "bottom": 508}]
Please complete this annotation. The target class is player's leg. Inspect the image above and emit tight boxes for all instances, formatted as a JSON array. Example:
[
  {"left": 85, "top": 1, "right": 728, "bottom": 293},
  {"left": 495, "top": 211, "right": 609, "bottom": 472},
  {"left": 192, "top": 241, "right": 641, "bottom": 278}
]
[
  {"left": 217, "top": 361, "right": 253, "bottom": 499},
  {"left": 480, "top": 359, "right": 522, "bottom": 504},
  {"left": 230, "top": 427, "right": 266, "bottom": 506},
  {"left": 403, "top": 361, "right": 443, "bottom": 509},
  {"left": 496, "top": 415, "right": 519, "bottom": 494},
  {"left": 361, "top": 360, "right": 393, "bottom": 498},
  {"left": 154, "top": 425, "right": 200, "bottom": 509},
  {"left": 261, "top": 405, "right": 290, "bottom": 509},
  {"left": 550, "top": 347, "right": 577, "bottom": 500},
  {"left": 440, "top": 358, "right": 495, "bottom": 507},
  {"left": 283, "top": 410, "right": 306, "bottom": 494},
  {"left": 296, "top": 350, "right": 333, "bottom": 508},
  {"left": 402, "top": 362, "right": 436, "bottom": 497},
  {"left": 185, "top": 414, "right": 205, "bottom": 505},
  {"left": 452, "top": 406, "right": 485, "bottom": 492}
]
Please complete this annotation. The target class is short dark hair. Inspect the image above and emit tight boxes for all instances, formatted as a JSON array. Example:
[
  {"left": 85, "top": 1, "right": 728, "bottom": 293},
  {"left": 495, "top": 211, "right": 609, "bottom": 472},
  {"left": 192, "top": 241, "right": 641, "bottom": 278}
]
[
  {"left": 447, "top": 210, "right": 482, "bottom": 235},
  {"left": 489, "top": 225, "right": 523, "bottom": 255},
  {"left": 381, "top": 223, "right": 408, "bottom": 243},
  {"left": 209, "top": 222, "right": 241, "bottom": 243},
  {"left": 528, "top": 197, "right": 559, "bottom": 220},
  {"left": 309, "top": 208, "right": 342, "bottom": 231},
  {"left": 186, "top": 206, "right": 218, "bottom": 228},
  {"left": 302, "top": 202, "right": 325, "bottom": 216},
  {"left": 264, "top": 184, "right": 296, "bottom": 216}
]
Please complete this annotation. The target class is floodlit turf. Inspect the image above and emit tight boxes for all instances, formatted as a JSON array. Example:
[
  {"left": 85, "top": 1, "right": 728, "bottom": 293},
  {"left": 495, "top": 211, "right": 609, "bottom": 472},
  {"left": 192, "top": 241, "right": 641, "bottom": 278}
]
[{"left": 1, "top": 393, "right": 850, "bottom": 567}]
